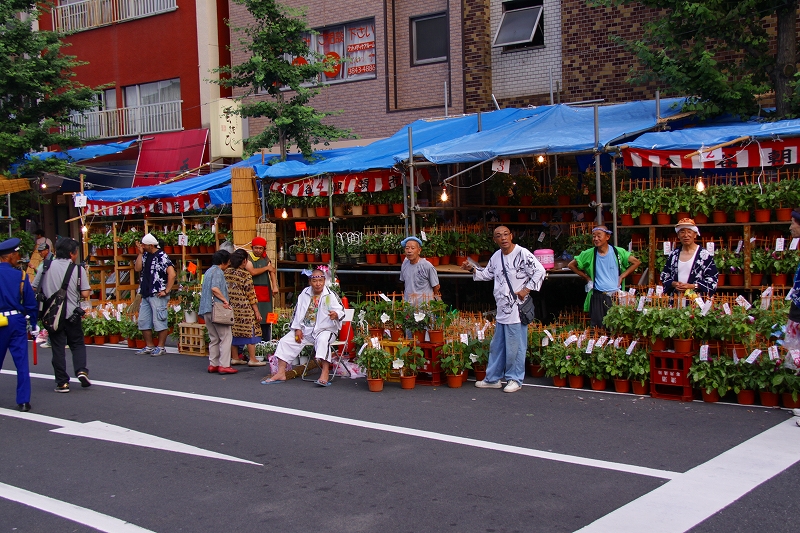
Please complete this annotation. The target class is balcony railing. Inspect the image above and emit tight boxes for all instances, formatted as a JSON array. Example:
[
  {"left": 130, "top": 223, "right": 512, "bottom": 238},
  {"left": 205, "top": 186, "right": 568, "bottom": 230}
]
[
  {"left": 69, "top": 101, "right": 183, "bottom": 140},
  {"left": 52, "top": 0, "right": 177, "bottom": 33}
]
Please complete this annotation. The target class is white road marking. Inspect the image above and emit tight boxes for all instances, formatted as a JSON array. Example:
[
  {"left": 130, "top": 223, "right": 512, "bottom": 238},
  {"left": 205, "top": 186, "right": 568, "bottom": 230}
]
[
  {"left": 0, "top": 481, "right": 156, "bottom": 533},
  {"left": 0, "top": 408, "right": 260, "bottom": 466},
  {"left": 3, "top": 370, "right": 679, "bottom": 479},
  {"left": 575, "top": 417, "right": 800, "bottom": 533}
]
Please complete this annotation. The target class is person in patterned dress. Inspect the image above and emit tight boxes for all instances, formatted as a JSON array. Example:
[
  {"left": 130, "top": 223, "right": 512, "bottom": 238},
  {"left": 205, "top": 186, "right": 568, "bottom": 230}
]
[
  {"left": 660, "top": 218, "right": 718, "bottom": 297},
  {"left": 224, "top": 249, "right": 266, "bottom": 367}
]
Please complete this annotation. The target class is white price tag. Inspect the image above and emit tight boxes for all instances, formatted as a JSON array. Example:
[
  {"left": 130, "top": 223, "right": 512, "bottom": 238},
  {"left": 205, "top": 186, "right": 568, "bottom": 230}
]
[
  {"left": 694, "top": 297, "right": 705, "bottom": 308},
  {"left": 745, "top": 349, "right": 761, "bottom": 364},
  {"left": 541, "top": 337, "right": 549, "bottom": 347},
  {"left": 655, "top": 285, "right": 664, "bottom": 296},
  {"left": 420, "top": 231, "right": 427, "bottom": 241},
  {"left": 636, "top": 296, "right": 645, "bottom": 311},
  {"left": 460, "top": 333, "right": 469, "bottom": 344},
  {"left": 370, "top": 337, "right": 381, "bottom": 349},
  {"left": 585, "top": 339, "right": 596, "bottom": 354},
  {"left": 628, "top": 287, "right": 636, "bottom": 295},
  {"left": 613, "top": 337, "right": 623, "bottom": 348},
  {"left": 791, "top": 238, "right": 799, "bottom": 251},
  {"left": 626, "top": 340, "right": 637, "bottom": 355},
  {"left": 477, "top": 330, "right": 485, "bottom": 341},
  {"left": 380, "top": 313, "right": 390, "bottom": 324},
  {"left": 699, "top": 345, "right": 709, "bottom": 361},
  {"left": 178, "top": 233, "right": 188, "bottom": 246},
  {"left": 647, "top": 288, "right": 655, "bottom": 297},
  {"left": 776, "top": 238, "right": 785, "bottom": 252},
  {"left": 628, "top": 241, "right": 633, "bottom": 252},
  {"left": 564, "top": 335, "right": 578, "bottom": 346},
  {"left": 736, "top": 240, "right": 743, "bottom": 253},
  {"left": 596, "top": 336, "right": 608, "bottom": 348},
  {"left": 768, "top": 346, "right": 779, "bottom": 360},
  {"left": 706, "top": 242, "right": 715, "bottom": 254},
  {"left": 732, "top": 349, "right": 740, "bottom": 363},
  {"left": 544, "top": 330, "right": 554, "bottom": 341},
  {"left": 73, "top": 194, "right": 87, "bottom": 208},
  {"left": 790, "top": 350, "right": 800, "bottom": 366},
  {"left": 491, "top": 159, "right": 511, "bottom": 173},
  {"left": 760, "top": 286, "right": 773, "bottom": 310},
  {"left": 735, "top": 295, "right": 752, "bottom": 310},
  {"left": 538, "top": 232, "right": 546, "bottom": 242},
  {"left": 102, "top": 311, "right": 111, "bottom": 321},
  {"left": 379, "top": 293, "right": 391, "bottom": 302},
  {"left": 722, "top": 303, "right": 731, "bottom": 315},
  {"left": 663, "top": 241, "right": 671, "bottom": 255},
  {"left": 701, "top": 300, "right": 713, "bottom": 316}
]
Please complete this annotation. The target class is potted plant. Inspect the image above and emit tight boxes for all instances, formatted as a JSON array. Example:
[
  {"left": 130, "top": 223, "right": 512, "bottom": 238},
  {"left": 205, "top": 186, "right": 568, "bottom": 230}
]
[
  {"left": 773, "top": 367, "right": 800, "bottom": 408},
  {"left": 356, "top": 346, "right": 392, "bottom": 391},
  {"left": 551, "top": 174, "right": 577, "bottom": 205},
  {"left": 82, "top": 316, "right": 97, "bottom": 344},
  {"left": 439, "top": 341, "right": 470, "bottom": 387},
  {"left": 396, "top": 344, "right": 425, "bottom": 389},
  {"left": 382, "top": 233, "right": 403, "bottom": 264},
  {"left": 628, "top": 346, "right": 650, "bottom": 394},
  {"left": 488, "top": 174, "right": 514, "bottom": 205},
  {"left": 119, "top": 316, "right": 140, "bottom": 348},
  {"left": 748, "top": 248, "right": 772, "bottom": 286},
  {"left": 344, "top": 192, "right": 366, "bottom": 215},
  {"left": 423, "top": 299, "right": 452, "bottom": 343},
  {"left": 585, "top": 348, "right": 610, "bottom": 390},
  {"left": 255, "top": 340, "right": 277, "bottom": 362},
  {"left": 119, "top": 229, "right": 143, "bottom": 255},
  {"left": 514, "top": 174, "right": 538, "bottom": 205},
  {"left": 772, "top": 250, "right": 800, "bottom": 286},
  {"left": 688, "top": 355, "right": 732, "bottom": 402}
]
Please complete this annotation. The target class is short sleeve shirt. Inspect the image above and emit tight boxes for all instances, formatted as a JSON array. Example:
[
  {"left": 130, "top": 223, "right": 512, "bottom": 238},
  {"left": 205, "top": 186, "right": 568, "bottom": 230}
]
[
  {"left": 32, "top": 259, "right": 90, "bottom": 317},
  {"left": 400, "top": 258, "right": 440, "bottom": 304},
  {"left": 139, "top": 250, "right": 174, "bottom": 297}
]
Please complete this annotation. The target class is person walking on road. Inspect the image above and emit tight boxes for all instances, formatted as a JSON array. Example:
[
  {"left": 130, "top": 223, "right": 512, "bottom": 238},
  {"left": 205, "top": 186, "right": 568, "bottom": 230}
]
[
  {"left": 32, "top": 238, "right": 92, "bottom": 393},
  {"left": 134, "top": 233, "right": 176, "bottom": 356},
  {"left": 460, "top": 226, "right": 545, "bottom": 393},
  {"left": 199, "top": 250, "right": 236, "bottom": 374},
  {"left": 0, "top": 238, "right": 37, "bottom": 412}
]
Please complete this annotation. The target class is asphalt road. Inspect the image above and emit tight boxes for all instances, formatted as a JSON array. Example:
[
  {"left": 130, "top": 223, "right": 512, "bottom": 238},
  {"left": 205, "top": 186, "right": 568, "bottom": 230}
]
[{"left": 1, "top": 342, "right": 798, "bottom": 533}]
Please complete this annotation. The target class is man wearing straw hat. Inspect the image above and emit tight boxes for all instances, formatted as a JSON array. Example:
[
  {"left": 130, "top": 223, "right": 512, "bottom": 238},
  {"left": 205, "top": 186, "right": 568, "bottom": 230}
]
[
  {"left": 460, "top": 226, "right": 545, "bottom": 393},
  {"left": 400, "top": 236, "right": 440, "bottom": 305},
  {"left": 568, "top": 225, "right": 640, "bottom": 327}
]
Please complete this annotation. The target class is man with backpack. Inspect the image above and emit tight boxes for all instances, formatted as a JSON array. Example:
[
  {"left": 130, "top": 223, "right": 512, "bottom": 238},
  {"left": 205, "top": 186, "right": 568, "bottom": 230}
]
[
  {"left": 0, "top": 237, "right": 37, "bottom": 411},
  {"left": 568, "top": 226, "right": 641, "bottom": 327},
  {"left": 32, "top": 238, "right": 91, "bottom": 393}
]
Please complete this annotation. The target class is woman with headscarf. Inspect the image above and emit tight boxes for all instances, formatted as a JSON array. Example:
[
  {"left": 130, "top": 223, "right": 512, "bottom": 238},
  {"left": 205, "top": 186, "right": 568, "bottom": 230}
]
[
  {"left": 660, "top": 218, "right": 718, "bottom": 296},
  {"left": 225, "top": 249, "right": 266, "bottom": 367}
]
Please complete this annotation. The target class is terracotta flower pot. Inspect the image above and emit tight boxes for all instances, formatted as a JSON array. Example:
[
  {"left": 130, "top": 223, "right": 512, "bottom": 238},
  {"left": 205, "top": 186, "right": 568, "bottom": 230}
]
[
  {"left": 561, "top": 212, "right": 573, "bottom": 222},
  {"left": 676, "top": 212, "right": 690, "bottom": 221},
  {"left": 590, "top": 377, "right": 607, "bottom": 391},
  {"left": 620, "top": 214, "right": 634, "bottom": 226},
  {"left": 497, "top": 196, "right": 510, "bottom": 206},
  {"left": 446, "top": 374, "right": 463, "bottom": 388},
  {"left": 109, "top": 334, "right": 121, "bottom": 344},
  {"left": 638, "top": 213, "right": 653, "bottom": 225},
  {"left": 499, "top": 212, "right": 511, "bottom": 222},
  {"left": 519, "top": 195, "right": 533, "bottom": 206},
  {"left": 673, "top": 338, "right": 693, "bottom": 353},
  {"left": 366, "top": 204, "right": 378, "bottom": 215},
  {"left": 734, "top": 210, "right": 751, "bottom": 223},
  {"left": 292, "top": 207, "right": 304, "bottom": 218},
  {"left": 694, "top": 213, "right": 708, "bottom": 224},
  {"left": 651, "top": 338, "right": 667, "bottom": 351},
  {"left": 632, "top": 380, "right": 649, "bottom": 395},
  {"left": 736, "top": 390, "right": 756, "bottom": 405},
  {"left": 517, "top": 212, "right": 529, "bottom": 223},
  {"left": 728, "top": 274, "right": 744, "bottom": 286},
  {"left": 412, "top": 330, "right": 426, "bottom": 343},
  {"left": 392, "top": 203, "right": 404, "bottom": 214},
  {"left": 754, "top": 209, "right": 771, "bottom": 222},
  {"left": 751, "top": 273, "right": 764, "bottom": 286},
  {"left": 552, "top": 376, "right": 567, "bottom": 387},
  {"left": 135, "top": 339, "right": 146, "bottom": 349},
  {"left": 702, "top": 389, "right": 720, "bottom": 402},
  {"left": 776, "top": 207, "right": 793, "bottom": 221},
  {"left": 428, "top": 330, "right": 444, "bottom": 344},
  {"left": 94, "top": 336, "right": 106, "bottom": 345},
  {"left": 474, "top": 364, "right": 487, "bottom": 381},
  {"left": 400, "top": 375, "right": 416, "bottom": 390},
  {"left": 772, "top": 273, "right": 788, "bottom": 286},
  {"left": 717, "top": 273, "right": 727, "bottom": 286},
  {"left": 368, "top": 327, "right": 383, "bottom": 339},
  {"left": 712, "top": 211, "right": 728, "bottom": 223},
  {"left": 629, "top": 273, "right": 643, "bottom": 285},
  {"left": 387, "top": 254, "right": 400, "bottom": 265},
  {"left": 759, "top": 390, "right": 779, "bottom": 407},
  {"left": 427, "top": 256, "right": 440, "bottom": 267},
  {"left": 557, "top": 195, "right": 571, "bottom": 206},
  {"left": 613, "top": 379, "right": 631, "bottom": 393},
  {"left": 439, "top": 255, "right": 451, "bottom": 265},
  {"left": 84, "top": 336, "right": 93, "bottom": 345},
  {"left": 365, "top": 253, "right": 378, "bottom": 264},
  {"left": 377, "top": 204, "right": 390, "bottom": 214},
  {"left": 321, "top": 253, "right": 331, "bottom": 263},
  {"left": 782, "top": 393, "right": 800, "bottom": 408},
  {"left": 568, "top": 375, "right": 585, "bottom": 389},
  {"left": 367, "top": 378, "right": 384, "bottom": 392},
  {"left": 527, "top": 363, "right": 545, "bottom": 378},
  {"left": 539, "top": 212, "right": 552, "bottom": 223},
  {"left": 656, "top": 213, "right": 671, "bottom": 225},
  {"left": 127, "top": 246, "right": 137, "bottom": 255},
  {"left": 390, "top": 328, "right": 404, "bottom": 341},
  {"left": 295, "top": 252, "right": 306, "bottom": 263}
]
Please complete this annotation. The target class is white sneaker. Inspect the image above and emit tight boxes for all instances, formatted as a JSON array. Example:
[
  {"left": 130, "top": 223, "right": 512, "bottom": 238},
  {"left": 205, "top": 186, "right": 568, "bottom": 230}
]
[
  {"left": 40, "top": 342, "right": 51, "bottom": 348},
  {"left": 503, "top": 381, "right": 522, "bottom": 393},
  {"left": 475, "top": 380, "right": 502, "bottom": 389},
  {"left": 792, "top": 408, "right": 800, "bottom": 417}
]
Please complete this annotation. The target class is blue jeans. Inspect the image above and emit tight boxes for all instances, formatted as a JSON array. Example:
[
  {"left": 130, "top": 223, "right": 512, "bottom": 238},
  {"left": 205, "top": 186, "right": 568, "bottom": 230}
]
[
  {"left": 138, "top": 295, "right": 169, "bottom": 332},
  {"left": 485, "top": 322, "right": 527, "bottom": 385}
]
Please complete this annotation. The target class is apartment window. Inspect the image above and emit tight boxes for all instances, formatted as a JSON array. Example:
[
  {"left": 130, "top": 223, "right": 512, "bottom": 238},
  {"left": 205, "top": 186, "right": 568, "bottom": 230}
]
[
  {"left": 412, "top": 13, "right": 448, "bottom": 65},
  {"left": 53, "top": 0, "right": 178, "bottom": 33},
  {"left": 124, "top": 79, "right": 181, "bottom": 107},
  {"left": 492, "top": 1, "right": 544, "bottom": 50},
  {"left": 315, "top": 19, "right": 377, "bottom": 82}
]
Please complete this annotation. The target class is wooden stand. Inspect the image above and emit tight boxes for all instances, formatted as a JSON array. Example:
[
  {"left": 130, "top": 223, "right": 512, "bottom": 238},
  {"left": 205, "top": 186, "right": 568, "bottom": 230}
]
[{"left": 178, "top": 322, "right": 208, "bottom": 356}]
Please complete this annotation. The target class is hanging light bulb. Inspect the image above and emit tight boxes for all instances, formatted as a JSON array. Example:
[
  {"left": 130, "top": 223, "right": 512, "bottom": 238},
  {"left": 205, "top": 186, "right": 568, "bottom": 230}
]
[
  {"left": 281, "top": 208, "right": 288, "bottom": 219},
  {"left": 81, "top": 224, "right": 88, "bottom": 234},
  {"left": 696, "top": 178, "right": 706, "bottom": 192},
  {"left": 537, "top": 155, "right": 546, "bottom": 164},
  {"left": 40, "top": 181, "right": 47, "bottom": 189},
  {"left": 440, "top": 187, "right": 448, "bottom": 202}
]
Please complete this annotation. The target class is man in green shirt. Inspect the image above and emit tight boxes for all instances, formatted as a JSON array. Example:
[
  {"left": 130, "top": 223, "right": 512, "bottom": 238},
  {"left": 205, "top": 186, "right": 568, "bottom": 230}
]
[{"left": 568, "top": 226, "right": 640, "bottom": 327}]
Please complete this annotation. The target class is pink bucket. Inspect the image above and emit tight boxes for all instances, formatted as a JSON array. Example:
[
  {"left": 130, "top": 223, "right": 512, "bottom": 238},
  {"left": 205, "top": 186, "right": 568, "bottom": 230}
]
[{"left": 534, "top": 249, "right": 555, "bottom": 270}]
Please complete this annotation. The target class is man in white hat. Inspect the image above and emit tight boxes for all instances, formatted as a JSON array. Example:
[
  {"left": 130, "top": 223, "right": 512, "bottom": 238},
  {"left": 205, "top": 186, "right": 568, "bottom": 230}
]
[
  {"left": 134, "top": 233, "right": 175, "bottom": 356},
  {"left": 399, "top": 236, "right": 440, "bottom": 305}
]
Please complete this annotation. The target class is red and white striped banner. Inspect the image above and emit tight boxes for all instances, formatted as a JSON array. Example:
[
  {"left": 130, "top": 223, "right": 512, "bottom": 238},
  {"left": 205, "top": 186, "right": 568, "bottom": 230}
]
[
  {"left": 622, "top": 140, "right": 799, "bottom": 169},
  {"left": 85, "top": 193, "right": 208, "bottom": 216},
  {"left": 268, "top": 169, "right": 428, "bottom": 196}
]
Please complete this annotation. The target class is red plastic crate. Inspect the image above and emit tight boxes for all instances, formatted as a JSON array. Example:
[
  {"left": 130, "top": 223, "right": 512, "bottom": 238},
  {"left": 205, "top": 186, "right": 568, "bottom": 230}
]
[
  {"left": 649, "top": 351, "right": 693, "bottom": 401},
  {"left": 415, "top": 341, "right": 443, "bottom": 386}
]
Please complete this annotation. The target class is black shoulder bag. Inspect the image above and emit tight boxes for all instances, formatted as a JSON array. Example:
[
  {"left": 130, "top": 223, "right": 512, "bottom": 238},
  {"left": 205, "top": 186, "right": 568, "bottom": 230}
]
[
  {"left": 500, "top": 252, "right": 536, "bottom": 325},
  {"left": 41, "top": 262, "right": 76, "bottom": 332}
]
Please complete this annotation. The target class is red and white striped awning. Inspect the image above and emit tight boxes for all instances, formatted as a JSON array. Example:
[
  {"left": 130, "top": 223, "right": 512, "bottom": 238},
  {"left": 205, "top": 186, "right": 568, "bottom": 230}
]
[
  {"left": 622, "top": 139, "right": 799, "bottom": 169},
  {"left": 85, "top": 192, "right": 209, "bottom": 216},
  {"left": 267, "top": 168, "right": 429, "bottom": 196}
]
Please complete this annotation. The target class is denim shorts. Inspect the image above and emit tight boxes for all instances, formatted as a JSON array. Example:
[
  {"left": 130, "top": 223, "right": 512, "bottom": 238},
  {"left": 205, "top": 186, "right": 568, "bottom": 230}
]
[{"left": 138, "top": 295, "right": 169, "bottom": 332}]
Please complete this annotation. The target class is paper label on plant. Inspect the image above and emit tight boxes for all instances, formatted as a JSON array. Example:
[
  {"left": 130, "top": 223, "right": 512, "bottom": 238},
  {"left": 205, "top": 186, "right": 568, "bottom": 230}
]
[
  {"left": 380, "top": 313, "right": 390, "bottom": 324},
  {"left": 379, "top": 293, "right": 391, "bottom": 302},
  {"left": 628, "top": 241, "right": 633, "bottom": 252},
  {"left": 266, "top": 313, "right": 278, "bottom": 324},
  {"left": 460, "top": 333, "right": 469, "bottom": 344},
  {"left": 768, "top": 346, "right": 779, "bottom": 360},
  {"left": 647, "top": 288, "right": 654, "bottom": 297},
  {"left": 628, "top": 287, "right": 636, "bottom": 295},
  {"left": 564, "top": 335, "right": 577, "bottom": 346},
  {"left": 115, "top": 312, "right": 122, "bottom": 321},
  {"left": 701, "top": 300, "right": 713, "bottom": 316},
  {"left": 491, "top": 159, "right": 510, "bottom": 173},
  {"left": 735, "top": 295, "right": 751, "bottom": 310},
  {"left": 626, "top": 340, "right": 637, "bottom": 355},
  {"left": 178, "top": 234, "right": 188, "bottom": 246},
  {"left": 791, "top": 238, "right": 799, "bottom": 251},
  {"left": 790, "top": 350, "right": 800, "bottom": 366},
  {"left": 585, "top": 339, "right": 595, "bottom": 354},
  {"left": 384, "top": 329, "right": 391, "bottom": 338},
  {"left": 614, "top": 337, "right": 623, "bottom": 348},
  {"left": 636, "top": 296, "right": 645, "bottom": 311},
  {"left": 73, "top": 194, "right": 87, "bottom": 208},
  {"left": 655, "top": 285, "right": 664, "bottom": 296},
  {"left": 173, "top": 305, "right": 182, "bottom": 312},
  {"left": 357, "top": 343, "right": 368, "bottom": 356},
  {"left": 760, "top": 287, "right": 773, "bottom": 310},
  {"left": 705, "top": 242, "right": 715, "bottom": 255},
  {"left": 722, "top": 303, "right": 731, "bottom": 315},
  {"left": 541, "top": 337, "right": 549, "bottom": 347},
  {"left": 102, "top": 311, "right": 111, "bottom": 321},
  {"left": 420, "top": 231, "right": 427, "bottom": 241},
  {"left": 694, "top": 297, "right": 705, "bottom": 308},
  {"left": 477, "top": 329, "right": 485, "bottom": 341},
  {"left": 538, "top": 232, "right": 546, "bottom": 242},
  {"left": 732, "top": 350, "right": 739, "bottom": 363},
  {"left": 776, "top": 238, "right": 785, "bottom": 251},
  {"left": 699, "top": 345, "right": 709, "bottom": 361},
  {"left": 736, "top": 240, "right": 743, "bottom": 253},
  {"left": 413, "top": 312, "right": 426, "bottom": 322},
  {"left": 745, "top": 349, "right": 761, "bottom": 364},
  {"left": 370, "top": 337, "right": 381, "bottom": 349},
  {"left": 544, "top": 329, "right": 554, "bottom": 341},
  {"left": 596, "top": 335, "right": 608, "bottom": 348},
  {"left": 663, "top": 242, "right": 671, "bottom": 255}
]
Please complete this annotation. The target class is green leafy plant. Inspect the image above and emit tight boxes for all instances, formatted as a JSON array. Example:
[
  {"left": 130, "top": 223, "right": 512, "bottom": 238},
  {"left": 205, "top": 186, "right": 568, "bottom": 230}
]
[
  {"left": 439, "top": 341, "right": 471, "bottom": 376},
  {"left": 551, "top": 174, "right": 578, "bottom": 198},
  {"left": 396, "top": 344, "right": 425, "bottom": 376},
  {"left": 356, "top": 347, "right": 392, "bottom": 380},
  {"left": 688, "top": 356, "right": 733, "bottom": 396}
]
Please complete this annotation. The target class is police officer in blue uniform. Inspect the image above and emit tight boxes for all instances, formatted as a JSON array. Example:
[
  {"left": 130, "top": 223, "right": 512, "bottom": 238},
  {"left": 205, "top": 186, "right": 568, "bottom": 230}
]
[{"left": 0, "top": 238, "right": 38, "bottom": 412}]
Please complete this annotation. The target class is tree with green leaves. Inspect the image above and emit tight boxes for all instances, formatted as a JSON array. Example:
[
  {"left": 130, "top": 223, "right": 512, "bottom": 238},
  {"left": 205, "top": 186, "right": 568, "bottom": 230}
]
[
  {"left": 214, "top": 0, "right": 352, "bottom": 161},
  {"left": 0, "top": 1, "right": 99, "bottom": 176},
  {"left": 591, "top": 0, "right": 799, "bottom": 119}
]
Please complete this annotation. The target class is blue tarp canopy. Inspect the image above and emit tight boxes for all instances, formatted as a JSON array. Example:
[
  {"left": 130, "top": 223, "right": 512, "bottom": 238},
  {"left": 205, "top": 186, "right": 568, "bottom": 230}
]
[
  {"left": 253, "top": 108, "right": 546, "bottom": 179},
  {"left": 418, "top": 98, "right": 688, "bottom": 164},
  {"left": 624, "top": 118, "right": 800, "bottom": 150},
  {"left": 24, "top": 140, "right": 137, "bottom": 163},
  {"left": 85, "top": 147, "right": 362, "bottom": 203}
]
